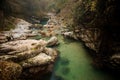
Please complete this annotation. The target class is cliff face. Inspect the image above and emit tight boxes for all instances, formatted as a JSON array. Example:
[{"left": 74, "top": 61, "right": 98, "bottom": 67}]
[
  {"left": 59, "top": 0, "right": 120, "bottom": 70},
  {"left": 74, "top": 0, "right": 120, "bottom": 70}
]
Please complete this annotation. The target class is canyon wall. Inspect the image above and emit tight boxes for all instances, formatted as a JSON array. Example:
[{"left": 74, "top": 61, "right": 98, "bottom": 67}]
[{"left": 59, "top": 0, "right": 120, "bottom": 70}]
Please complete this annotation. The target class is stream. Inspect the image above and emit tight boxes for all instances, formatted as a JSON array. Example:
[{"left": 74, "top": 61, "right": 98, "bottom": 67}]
[
  {"left": 1, "top": 14, "right": 118, "bottom": 80},
  {"left": 40, "top": 13, "right": 118, "bottom": 80},
  {"left": 32, "top": 14, "right": 118, "bottom": 80},
  {"left": 50, "top": 35, "right": 117, "bottom": 80}
]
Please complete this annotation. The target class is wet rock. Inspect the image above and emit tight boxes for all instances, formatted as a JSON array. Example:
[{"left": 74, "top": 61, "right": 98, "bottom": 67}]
[
  {"left": 0, "top": 61, "right": 22, "bottom": 80},
  {"left": 47, "top": 36, "right": 59, "bottom": 47}
]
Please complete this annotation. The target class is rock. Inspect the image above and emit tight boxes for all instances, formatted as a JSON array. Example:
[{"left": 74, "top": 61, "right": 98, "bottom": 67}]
[
  {"left": 110, "top": 54, "right": 120, "bottom": 70},
  {"left": 0, "top": 18, "right": 34, "bottom": 41},
  {"left": 0, "top": 33, "right": 8, "bottom": 43},
  {"left": 39, "top": 31, "right": 47, "bottom": 37},
  {"left": 0, "top": 39, "right": 47, "bottom": 53},
  {"left": 47, "top": 36, "right": 59, "bottom": 46},
  {"left": 0, "top": 49, "right": 43, "bottom": 62},
  {"left": 0, "top": 39, "right": 47, "bottom": 61},
  {"left": 0, "top": 39, "right": 58, "bottom": 79},
  {"left": 18, "top": 35, "right": 27, "bottom": 40},
  {"left": 26, "top": 34, "right": 37, "bottom": 37},
  {"left": 75, "top": 29, "right": 80, "bottom": 33},
  {"left": 43, "top": 48, "right": 58, "bottom": 61},
  {"left": 62, "top": 31, "right": 73, "bottom": 38},
  {"left": 0, "top": 15, "right": 60, "bottom": 79},
  {"left": 0, "top": 36, "right": 6, "bottom": 40},
  {"left": 0, "top": 61, "right": 22, "bottom": 80},
  {"left": 0, "top": 40, "right": 7, "bottom": 44},
  {"left": 5, "top": 33, "right": 14, "bottom": 41},
  {"left": 4, "top": 18, "right": 33, "bottom": 40},
  {"left": 20, "top": 53, "right": 52, "bottom": 68}
]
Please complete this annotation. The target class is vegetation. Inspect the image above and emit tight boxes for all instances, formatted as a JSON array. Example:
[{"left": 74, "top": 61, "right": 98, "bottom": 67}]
[
  {"left": 0, "top": 0, "right": 50, "bottom": 30},
  {"left": 47, "top": 0, "right": 70, "bottom": 13}
]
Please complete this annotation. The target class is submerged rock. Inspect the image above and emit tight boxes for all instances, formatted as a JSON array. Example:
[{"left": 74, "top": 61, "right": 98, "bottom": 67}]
[
  {"left": 61, "top": 67, "right": 70, "bottom": 75},
  {"left": 60, "top": 57, "right": 69, "bottom": 65}
]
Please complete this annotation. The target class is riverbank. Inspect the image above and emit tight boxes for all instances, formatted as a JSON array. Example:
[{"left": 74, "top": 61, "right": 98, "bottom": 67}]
[{"left": 0, "top": 17, "right": 59, "bottom": 80}]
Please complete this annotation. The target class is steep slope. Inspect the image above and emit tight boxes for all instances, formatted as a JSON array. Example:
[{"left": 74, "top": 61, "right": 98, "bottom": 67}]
[{"left": 58, "top": 0, "right": 120, "bottom": 70}]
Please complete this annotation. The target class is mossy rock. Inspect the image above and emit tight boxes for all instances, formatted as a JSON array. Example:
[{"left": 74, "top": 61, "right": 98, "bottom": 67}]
[{"left": 0, "top": 61, "right": 22, "bottom": 80}]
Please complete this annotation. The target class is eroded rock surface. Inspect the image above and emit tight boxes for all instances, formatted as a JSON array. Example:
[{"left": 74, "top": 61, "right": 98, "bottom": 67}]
[
  {"left": 0, "top": 61, "right": 22, "bottom": 80},
  {"left": 0, "top": 38, "right": 58, "bottom": 79},
  {"left": 58, "top": 0, "right": 120, "bottom": 70},
  {"left": 47, "top": 36, "right": 59, "bottom": 47}
]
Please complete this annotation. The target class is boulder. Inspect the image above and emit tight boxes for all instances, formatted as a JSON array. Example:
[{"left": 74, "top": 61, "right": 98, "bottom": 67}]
[
  {"left": 0, "top": 61, "right": 22, "bottom": 80},
  {"left": 62, "top": 31, "right": 73, "bottom": 38},
  {"left": 20, "top": 53, "right": 52, "bottom": 68},
  {"left": 0, "top": 39, "right": 58, "bottom": 79},
  {"left": 110, "top": 54, "right": 120, "bottom": 70},
  {"left": 47, "top": 36, "right": 59, "bottom": 46}
]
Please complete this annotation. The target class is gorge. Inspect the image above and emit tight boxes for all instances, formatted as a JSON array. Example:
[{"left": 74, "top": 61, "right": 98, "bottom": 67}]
[{"left": 0, "top": 0, "right": 120, "bottom": 80}]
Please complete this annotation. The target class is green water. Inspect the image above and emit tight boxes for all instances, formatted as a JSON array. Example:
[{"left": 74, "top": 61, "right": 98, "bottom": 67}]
[
  {"left": 32, "top": 19, "right": 118, "bottom": 80},
  {"left": 50, "top": 36, "right": 117, "bottom": 80},
  {"left": 40, "top": 18, "right": 49, "bottom": 25}
]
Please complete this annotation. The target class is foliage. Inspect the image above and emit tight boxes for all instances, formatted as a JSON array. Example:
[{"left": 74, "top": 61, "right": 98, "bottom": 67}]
[
  {"left": 47, "top": 0, "right": 69, "bottom": 13},
  {"left": 73, "top": 0, "right": 97, "bottom": 27}
]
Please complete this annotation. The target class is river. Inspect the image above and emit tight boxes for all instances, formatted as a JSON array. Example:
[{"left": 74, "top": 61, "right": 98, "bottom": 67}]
[
  {"left": 49, "top": 35, "right": 117, "bottom": 80},
  {"left": 36, "top": 14, "right": 118, "bottom": 80},
  {"left": 1, "top": 15, "right": 118, "bottom": 80},
  {"left": 35, "top": 14, "right": 117, "bottom": 80}
]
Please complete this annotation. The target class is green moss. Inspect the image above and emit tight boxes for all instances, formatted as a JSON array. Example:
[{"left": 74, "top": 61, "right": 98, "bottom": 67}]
[
  {"left": 0, "top": 61, "right": 22, "bottom": 80},
  {"left": 90, "top": 0, "right": 97, "bottom": 11}
]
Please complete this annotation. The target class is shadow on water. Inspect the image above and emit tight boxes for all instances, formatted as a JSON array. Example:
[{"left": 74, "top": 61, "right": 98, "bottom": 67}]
[
  {"left": 53, "top": 75, "right": 64, "bottom": 80},
  {"left": 40, "top": 18, "right": 49, "bottom": 25},
  {"left": 50, "top": 36, "right": 119, "bottom": 80},
  {"left": 61, "top": 67, "right": 70, "bottom": 75},
  {"left": 60, "top": 57, "right": 69, "bottom": 65},
  {"left": 28, "top": 20, "right": 119, "bottom": 80}
]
